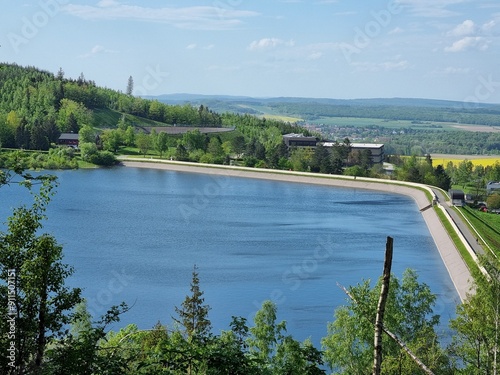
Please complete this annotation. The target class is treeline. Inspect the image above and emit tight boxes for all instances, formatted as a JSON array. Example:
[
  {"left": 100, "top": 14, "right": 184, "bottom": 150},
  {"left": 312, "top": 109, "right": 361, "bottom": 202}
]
[
  {"left": 384, "top": 129, "right": 500, "bottom": 155},
  {"left": 0, "top": 63, "right": 222, "bottom": 151},
  {"left": 0, "top": 148, "right": 78, "bottom": 170},
  {"left": 269, "top": 101, "right": 500, "bottom": 126},
  {"left": 1, "top": 175, "right": 499, "bottom": 373},
  {"left": 319, "top": 123, "right": 500, "bottom": 156}
]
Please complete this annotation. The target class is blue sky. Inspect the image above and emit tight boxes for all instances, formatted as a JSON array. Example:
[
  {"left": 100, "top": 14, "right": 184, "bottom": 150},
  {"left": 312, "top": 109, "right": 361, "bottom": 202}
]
[{"left": 1, "top": 0, "right": 500, "bottom": 102}]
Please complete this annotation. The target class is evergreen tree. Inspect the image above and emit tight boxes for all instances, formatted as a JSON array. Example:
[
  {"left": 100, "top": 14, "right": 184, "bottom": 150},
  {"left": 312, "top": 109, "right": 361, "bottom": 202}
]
[
  {"left": 126, "top": 76, "right": 134, "bottom": 96},
  {"left": 174, "top": 265, "right": 211, "bottom": 340},
  {"left": 56, "top": 67, "right": 64, "bottom": 81}
]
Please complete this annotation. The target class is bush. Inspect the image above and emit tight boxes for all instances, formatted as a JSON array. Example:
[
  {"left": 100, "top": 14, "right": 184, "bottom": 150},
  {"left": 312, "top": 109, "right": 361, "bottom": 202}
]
[
  {"left": 89, "top": 151, "right": 117, "bottom": 166},
  {"left": 487, "top": 193, "right": 500, "bottom": 210}
]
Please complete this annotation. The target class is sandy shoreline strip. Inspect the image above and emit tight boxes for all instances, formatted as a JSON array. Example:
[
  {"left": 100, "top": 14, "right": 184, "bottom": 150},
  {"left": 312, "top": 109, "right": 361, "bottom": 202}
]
[{"left": 120, "top": 159, "right": 472, "bottom": 300}]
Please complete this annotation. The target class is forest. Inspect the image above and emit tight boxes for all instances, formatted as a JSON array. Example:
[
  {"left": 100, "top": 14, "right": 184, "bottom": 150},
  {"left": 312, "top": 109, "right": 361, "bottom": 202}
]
[
  {"left": 3, "top": 63, "right": 500, "bottom": 197},
  {"left": 0, "top": 63, "right": 222, "bottom": 151}
]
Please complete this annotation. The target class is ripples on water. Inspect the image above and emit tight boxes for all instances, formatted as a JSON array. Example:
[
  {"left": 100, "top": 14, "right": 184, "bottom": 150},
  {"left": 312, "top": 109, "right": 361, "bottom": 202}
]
[{"left": 0, "top": 167, "right": 460, "bottom": 346}]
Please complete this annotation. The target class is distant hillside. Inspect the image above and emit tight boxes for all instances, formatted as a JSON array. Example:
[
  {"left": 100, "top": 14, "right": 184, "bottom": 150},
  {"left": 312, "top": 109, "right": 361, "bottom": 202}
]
[
  {"left": 149, "top": 94, "right": 500, "bottom": 126},
  {"left": 152, "top": 93, "right": 499, "bottom": 108}
]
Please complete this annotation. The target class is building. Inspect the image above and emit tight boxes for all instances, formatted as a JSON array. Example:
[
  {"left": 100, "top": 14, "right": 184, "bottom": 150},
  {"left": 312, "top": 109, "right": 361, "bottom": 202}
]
[
  {"left": 58, "top": 133, "right": 79, "bottom": 148},
  {"left": 449, "top": 189, "right": 465, "bottom": 206},
  {"left": 282, "top": 134, "right": 385, "bottom": 164},
  {"left": 321, "top": 142, "right": 385, "bottom": 164},
  {"left": 282, "top": 133, "right": 318, "bottom": 148},
  {"left": 350, "top": 143, "right": 385, "bottom": 164},
  {"left": 486, "top": 181, "right": 500, "bottom": 194}
]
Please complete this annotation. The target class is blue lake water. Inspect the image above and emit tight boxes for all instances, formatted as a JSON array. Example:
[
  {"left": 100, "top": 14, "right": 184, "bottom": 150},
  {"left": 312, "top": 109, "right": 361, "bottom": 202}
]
[{"left": 0, "top": 167, "right": 460, "bottom": 346}]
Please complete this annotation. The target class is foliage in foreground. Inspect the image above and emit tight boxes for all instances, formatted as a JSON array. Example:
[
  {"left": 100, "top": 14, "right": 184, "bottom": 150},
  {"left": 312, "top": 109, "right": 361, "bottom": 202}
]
[
  {"left": 0, "top": 148, "right": 78, "bottom": 170},
  {"left": 0, "top": 175, "right": 81, "bottom": 374},
  {"left": 322, "top": 269, "right": 452, "bottom": 374}
]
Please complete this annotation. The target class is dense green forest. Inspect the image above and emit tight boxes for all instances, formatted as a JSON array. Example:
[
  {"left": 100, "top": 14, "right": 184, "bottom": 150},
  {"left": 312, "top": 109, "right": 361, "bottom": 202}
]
[
  {"left": 0, "top": 63, "right": 310, "bottom": 168},
  {"left": 3, "top": 62, "right": 500, "bottom": 194},
  {"left": 0, "top": 63, "right": 223, "bottom": 151}
]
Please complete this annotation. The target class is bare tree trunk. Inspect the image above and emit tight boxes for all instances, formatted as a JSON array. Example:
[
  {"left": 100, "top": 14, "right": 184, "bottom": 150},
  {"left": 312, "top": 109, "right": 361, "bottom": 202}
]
[
  {"left": 372, "top": 237, "right": 393, "bottom": 375},
  {"left": 338, "top": 282, "right": 435, "bottom": 375},
  {"left": 338, "top": 235, "right": 436, "bottom": 375}
]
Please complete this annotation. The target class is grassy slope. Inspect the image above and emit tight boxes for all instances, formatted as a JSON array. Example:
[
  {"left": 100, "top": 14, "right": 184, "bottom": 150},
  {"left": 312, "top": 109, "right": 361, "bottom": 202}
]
[
  {"left": 460, "top": 206, "right": 500, "bottom": 258},
  {"left": 435, "top": 207, "right": 479, "bottom": 274}
]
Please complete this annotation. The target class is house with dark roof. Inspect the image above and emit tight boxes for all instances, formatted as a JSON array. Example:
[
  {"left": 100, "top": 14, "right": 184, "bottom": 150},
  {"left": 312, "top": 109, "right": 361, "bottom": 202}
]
[
  {"left": 282, "top": 133, "right": 319, "bottom": 148},
  {"left": 58, "top": 133, "right": 79, "bottom": 148}
]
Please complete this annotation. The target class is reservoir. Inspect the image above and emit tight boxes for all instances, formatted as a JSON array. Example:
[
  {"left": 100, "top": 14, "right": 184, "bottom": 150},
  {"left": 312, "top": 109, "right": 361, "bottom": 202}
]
[{"left": 0, "top": 167, "right": 460, "bottom": 346}]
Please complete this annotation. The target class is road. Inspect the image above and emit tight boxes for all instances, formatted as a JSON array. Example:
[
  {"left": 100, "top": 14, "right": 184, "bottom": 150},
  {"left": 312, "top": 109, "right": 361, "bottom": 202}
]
[{"left": 431, "top": 187, "right": 486, "bottom": 258}]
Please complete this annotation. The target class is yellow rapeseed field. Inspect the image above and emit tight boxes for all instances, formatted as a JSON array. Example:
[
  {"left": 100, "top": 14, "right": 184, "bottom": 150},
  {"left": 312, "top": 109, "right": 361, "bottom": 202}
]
[{"left": 430, "top": 154, "right": 500, "bottom": 168}]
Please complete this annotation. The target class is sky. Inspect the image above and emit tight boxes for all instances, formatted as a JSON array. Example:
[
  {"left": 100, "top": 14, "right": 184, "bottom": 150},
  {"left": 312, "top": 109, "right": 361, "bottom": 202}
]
[{"left": 1, "top": 0, "right": 500, "bottom": 103}]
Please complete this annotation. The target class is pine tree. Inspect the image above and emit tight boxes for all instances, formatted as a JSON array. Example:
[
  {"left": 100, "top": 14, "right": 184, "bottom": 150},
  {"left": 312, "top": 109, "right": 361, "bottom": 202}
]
[
  {"left": 126, "top": 76, "right": 134, "bottom": 96},
  {"left": 174, "top": 265, "right": 211, "bottom": 340}
]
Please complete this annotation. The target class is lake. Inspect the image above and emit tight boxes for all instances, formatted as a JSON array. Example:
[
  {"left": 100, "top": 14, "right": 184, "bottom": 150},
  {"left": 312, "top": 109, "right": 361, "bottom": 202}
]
[{"left": 0, "top": 167, "right": 460, "bottom": 346}]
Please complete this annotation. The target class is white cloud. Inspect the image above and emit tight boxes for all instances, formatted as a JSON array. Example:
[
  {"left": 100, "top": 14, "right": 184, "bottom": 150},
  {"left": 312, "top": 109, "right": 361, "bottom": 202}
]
[
  {"left": 333, "top": 11, "right": 357, "bottom": 16},
  {"left": 248, "top": 38, "right": 294, "bottom": 51},
  {"left": 381, "top": 60, "right": 409, "bottom": 71},
  {"left": 388, "top": 27, "right": 404, "bottom": 34},
  {"left": 186, "top": 43, "right": 214, "bottom": 50},
  {"left": 79, "top": 44, "right": 117, "bottom": 58},
  {"left": 444, "top": 36, "right": 489, "bottom": 52},
  {"left": 352, "top": 59, "right": 409, "bottom": 72},
  {"left": 395, "top": 0, "right": 467, "bottom": 17},
  {"left": 432, "top": 66, "right": 472, "bottom": 75},
  {"left": 482, "top": 20, "right": 497, "bottom": 32},
  {"left": 97, "top": 0, "right": 119, "bottom": 7},
  {"left": 307, "top": 52, "right": 323, "bottom": 60},
  {"left": 447, "top": 20, "right": 476, "bottom": 37},
  {"left": 64, "top": 3, "right": 259, "bottom": 30}
]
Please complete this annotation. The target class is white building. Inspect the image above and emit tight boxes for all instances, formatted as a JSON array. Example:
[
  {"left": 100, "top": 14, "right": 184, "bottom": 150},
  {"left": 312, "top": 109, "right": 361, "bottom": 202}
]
[
  {"left": 321, "top": 142, "right": 385, "bottom": 164},
  {"left": 487, "top": 181, "right": 500, "bottom": 194}
]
